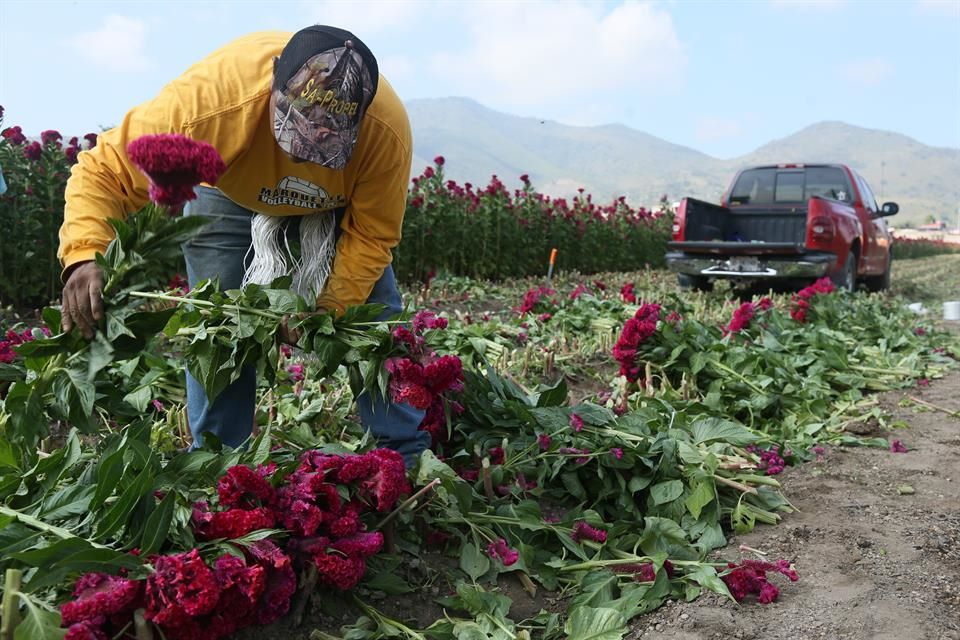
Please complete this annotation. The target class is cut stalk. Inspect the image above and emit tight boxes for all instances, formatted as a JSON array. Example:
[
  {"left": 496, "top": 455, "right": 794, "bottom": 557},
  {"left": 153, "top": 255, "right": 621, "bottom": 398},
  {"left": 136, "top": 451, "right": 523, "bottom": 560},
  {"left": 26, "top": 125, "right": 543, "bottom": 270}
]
[
  {"left": 1, "top": 569, "right": 22, "bottom": 640},
  {"left": 712, "top": 475, "right": 759, "bottom": 495}
]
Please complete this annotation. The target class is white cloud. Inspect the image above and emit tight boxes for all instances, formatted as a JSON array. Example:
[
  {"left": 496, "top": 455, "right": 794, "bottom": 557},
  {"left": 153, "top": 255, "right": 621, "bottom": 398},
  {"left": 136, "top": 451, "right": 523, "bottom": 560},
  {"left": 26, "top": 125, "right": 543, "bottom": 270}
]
[
  {"left": 67, "top": 15, "right": 152, "bottom": 72},
  {"left": 429, "top": 2, "right": 686, "bottom": 112},
  {"left": 841, "top": 58, "right": 894, "bottom": 86},
  {"left": 694, "top": 117, "right": 744, "bottom": 142}
]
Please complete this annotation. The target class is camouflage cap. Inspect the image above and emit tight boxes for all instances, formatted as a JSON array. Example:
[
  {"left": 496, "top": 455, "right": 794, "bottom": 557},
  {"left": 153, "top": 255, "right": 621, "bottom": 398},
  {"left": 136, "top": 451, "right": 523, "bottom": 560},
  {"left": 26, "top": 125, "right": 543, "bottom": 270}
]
[{"left": 272, "top": 26, "right": 378, "bottom": 169}]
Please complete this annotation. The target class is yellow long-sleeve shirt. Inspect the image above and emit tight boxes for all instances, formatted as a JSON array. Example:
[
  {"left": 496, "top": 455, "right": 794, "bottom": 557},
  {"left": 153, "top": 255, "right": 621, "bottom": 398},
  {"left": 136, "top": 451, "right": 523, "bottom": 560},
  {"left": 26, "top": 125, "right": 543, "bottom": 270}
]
[{"left": 59, "top": 31, "right": 412, "bottom": 313}]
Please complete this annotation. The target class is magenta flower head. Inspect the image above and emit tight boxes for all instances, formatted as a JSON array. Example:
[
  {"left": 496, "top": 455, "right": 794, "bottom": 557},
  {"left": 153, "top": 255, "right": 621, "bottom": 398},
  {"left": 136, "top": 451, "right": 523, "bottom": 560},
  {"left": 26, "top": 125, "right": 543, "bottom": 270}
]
[
  {"left": 23, "top": 141, "right": 42, "bottom": 161},
  {"left": 487, "top": 538, "right": 519, "bottom": 566},
  {"left": 2, "top": 125, "right": 27, "bottom": 145},
  {"left": 889, "top": 439, "right": 908, "bottom": 453},
  {"left": 571, "top": 521, "right": 607, "bottom": 543},
  {"left": 41, "top": 129, "right": 62, "bottom": 146},
  {"left": 569, "top": 413, "right": 584, "bottom": 432},
  {"left": 434, "top": 155, "right": 445, "bottom": 166},
  {"left": 127, "top": 134, "right": 226, "bottom": 210},
  {"left": 84, "top": 132, "right": 98, "bottom": 148},
  {"left": 65, "top": 145, "right": 80, "bottom": 164}
]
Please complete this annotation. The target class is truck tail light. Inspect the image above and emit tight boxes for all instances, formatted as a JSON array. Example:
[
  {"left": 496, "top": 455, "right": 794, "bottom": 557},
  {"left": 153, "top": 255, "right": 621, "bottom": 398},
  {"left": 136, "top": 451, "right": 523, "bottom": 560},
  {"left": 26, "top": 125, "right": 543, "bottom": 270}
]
[
  {"left": 673, "top": 199, "right": 687, "bottom": 241},
  {"left": 809, "top": 216, "right": 835, "bottom": 244}
]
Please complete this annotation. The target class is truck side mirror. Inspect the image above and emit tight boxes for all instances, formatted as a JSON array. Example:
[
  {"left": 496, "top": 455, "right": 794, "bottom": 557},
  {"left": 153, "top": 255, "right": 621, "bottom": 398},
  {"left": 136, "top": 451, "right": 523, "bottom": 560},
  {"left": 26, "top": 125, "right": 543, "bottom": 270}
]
[{"left": 880, "top": 202, "right": 899, "bottom": 217}]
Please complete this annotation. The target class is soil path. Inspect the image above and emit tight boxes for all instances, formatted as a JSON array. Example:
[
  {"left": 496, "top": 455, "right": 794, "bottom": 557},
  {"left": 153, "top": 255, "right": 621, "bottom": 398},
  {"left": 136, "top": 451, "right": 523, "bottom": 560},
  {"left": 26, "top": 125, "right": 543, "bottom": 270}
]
[{"left": 631, "top": 369, "right": 960, "bottom": 640}]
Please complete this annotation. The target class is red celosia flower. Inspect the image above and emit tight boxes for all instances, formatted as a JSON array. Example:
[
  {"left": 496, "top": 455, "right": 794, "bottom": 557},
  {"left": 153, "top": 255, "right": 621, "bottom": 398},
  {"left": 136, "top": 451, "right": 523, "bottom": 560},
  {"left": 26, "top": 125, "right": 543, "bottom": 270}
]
[
  {"left": 145, "top": 549, "right": 220, "bottom": 629},
  {"left": 570, "top": 413, "right": 584, "bottom": 432},
  {"left": 2, "top": 125, "right": 27, "bottom": 145},
  {"left": 758, "top": 297, "right": 773, "bottom": 311},
  {"left": 312, "top": 551, "right": 368, "bottom": 590},
  {"left": 721, "top": 559, "right": 798, "bottom": 604},
  {"left": 612, "top": 303, "right": 661, "bottom": 382},
  {"left": 617, "top": 559, "right": 675, "bottom": 582},
  {"left": 192, "top": 504, "right": 275, "bottom": 540},
  {"left": 168, "top": 272, "right": 189, "bottom": 295},
  {"left": 127, "top": 134, "right": 226, "bottom": 210},
  {"left": 84, "top": 132, "right": 98, "bottom": 148},
  {"left": 247, "top": 540, "right": 296, "bottom": 626},
  {"left": 65, "top": 145, "right": 80, "bottom": 163},
  {"left": 569, "top": 283, "right": 590, "bottom": 300},
  {"left": 41, "top": 129, "right": 62, "bottom": 146},
  {"left": 610, "top": 447, "right": 624, "bottom": 460},
  {"left": 434, "top": 155, "right": 445, "bottom": 166},
  {"left": 488, "top": 446, "right": 505, "bottom": 465},
  {"left": 341, "top": 449, "right": 410, "bottom": 512},
  {"left": 412, "top": 310, "right": 447, "bottom": 333},
  {"left": 571, "top": 521, "right": 607, "bottom": 543},
  {"left": 517, "top": 286, "right": 557, "bottom": 315},
  {"left": 620, "top": 283, "right": 637, "bottom": 304},
  {"left": 422, "top": 355, "right": 464, "bottom": 394},
  {"left": 537, "top": 434, "right": 552, "bottom": 450},
  {"left": 890, "top": 439, "right": 908, "bottom": 453},
  {"left": 218, "top": 465, "right": 275, "bottom": 509},
  {"left": 725, "top": 302, "right": 756, "bottom": 335},
  {"left": 60, "top": 573, "right": 143, "bottom": 627},
  {"left": 206, "top": 554, "right": 267, "bottom": 635},
  {"left": 486, "top": 538, "right": 519, "bottom": 566},
  {"left": 65, "top": 618, "right": 109, "bottom": 640},
  {"left": 23, "top": 141, "right": 42, "bottom": 160}
]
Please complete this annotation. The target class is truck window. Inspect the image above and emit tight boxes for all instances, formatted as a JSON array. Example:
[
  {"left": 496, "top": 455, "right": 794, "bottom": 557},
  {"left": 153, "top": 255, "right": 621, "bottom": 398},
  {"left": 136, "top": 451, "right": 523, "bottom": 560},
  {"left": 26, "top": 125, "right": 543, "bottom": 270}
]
[
  {"left": 729, "top": 169, "right": 776, "bottom": 204},
  {"left": 729, "top": 167, "right": 852, "bottom": 205},
  {"left": 804, "top": 167, "right": 852, "bottom": 203},
  {"left": 775, "top": 172, "right": 804, "bottom": 202}
]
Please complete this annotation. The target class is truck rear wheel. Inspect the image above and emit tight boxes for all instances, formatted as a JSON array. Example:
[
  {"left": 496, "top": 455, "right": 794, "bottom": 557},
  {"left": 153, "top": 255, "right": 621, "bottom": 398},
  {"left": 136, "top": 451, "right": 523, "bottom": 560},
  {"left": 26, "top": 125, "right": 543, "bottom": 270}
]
[
  {"left": 863, "top": 251, "right": 892, "bottom": 292},
  {"left": 831, "top": 250, "right": 857, "bottom": 292},
  {"left": 677, "top": 274, "right": 713, "bottom": 292}
]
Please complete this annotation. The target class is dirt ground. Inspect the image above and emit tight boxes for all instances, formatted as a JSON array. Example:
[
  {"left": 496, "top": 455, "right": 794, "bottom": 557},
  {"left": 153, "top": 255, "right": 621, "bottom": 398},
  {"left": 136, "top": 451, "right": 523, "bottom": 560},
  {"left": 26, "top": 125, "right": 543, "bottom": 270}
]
[{"left": 630, "top": 368, "right": 960, "bottom": 640}]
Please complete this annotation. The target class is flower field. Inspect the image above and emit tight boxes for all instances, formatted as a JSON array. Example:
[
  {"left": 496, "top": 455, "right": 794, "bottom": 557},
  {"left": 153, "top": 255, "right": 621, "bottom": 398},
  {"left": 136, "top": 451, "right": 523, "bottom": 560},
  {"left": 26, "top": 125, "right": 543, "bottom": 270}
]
[{"left": 1, "top": 119, "right": 959, "bottom": 640}]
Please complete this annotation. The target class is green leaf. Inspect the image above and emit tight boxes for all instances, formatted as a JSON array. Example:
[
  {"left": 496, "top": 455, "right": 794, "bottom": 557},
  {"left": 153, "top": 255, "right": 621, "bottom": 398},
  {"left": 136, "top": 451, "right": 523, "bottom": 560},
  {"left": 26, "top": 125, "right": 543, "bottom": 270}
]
[
  {"left": 535, "top": 378, "right": 568, "bottom": 407},
  {"left": 638, "top": 517, "right": 689, "bottom": 557},
  {"left": 684, "top": 480, "right": 715, "bottom": 520},
  {"left": 650, "top": 479, "right": 684, "bottom": 505},
  {"left": 459, "top": 543, "right": 490, "bottom": 581},
  {"left": 689, "top": 418, "right": 756, "bottom": 446},
  {"left": 563, "top": 606, "right": 627, "bottom": 640},
  {"left": 95, "top": 463, "right": 155, "bottom": 540},
  {"left": 570, "top": 570, "right": 618, "bottom": 609},
  {"left": 364, "top": 571, "right": 413, "bottom": 595},
  {"left": 139, "top": 491, "right": 176, "bottom": 555},
  {"left": 91, "top": 445, "right": 127, "bottom": 510},
  {"left": 14, "top": 595, "right": 66, "bottom": 640},
  {"left": 686, "top": 564, "right": 734, "bottom": 601}
]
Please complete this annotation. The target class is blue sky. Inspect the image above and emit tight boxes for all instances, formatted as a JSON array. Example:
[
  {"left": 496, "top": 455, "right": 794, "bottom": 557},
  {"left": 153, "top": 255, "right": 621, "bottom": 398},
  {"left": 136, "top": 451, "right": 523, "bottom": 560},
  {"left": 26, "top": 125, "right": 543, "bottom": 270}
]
[{"left": 1, "top": 0, "right": 958, "bottom": 159}]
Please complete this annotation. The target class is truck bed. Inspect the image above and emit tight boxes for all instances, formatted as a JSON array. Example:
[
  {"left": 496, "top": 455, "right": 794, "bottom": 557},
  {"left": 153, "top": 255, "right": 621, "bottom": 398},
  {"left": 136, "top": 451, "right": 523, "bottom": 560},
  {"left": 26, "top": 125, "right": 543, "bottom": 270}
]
[{"left": 672, "top": 198, "right": 807, "bottom": 254}]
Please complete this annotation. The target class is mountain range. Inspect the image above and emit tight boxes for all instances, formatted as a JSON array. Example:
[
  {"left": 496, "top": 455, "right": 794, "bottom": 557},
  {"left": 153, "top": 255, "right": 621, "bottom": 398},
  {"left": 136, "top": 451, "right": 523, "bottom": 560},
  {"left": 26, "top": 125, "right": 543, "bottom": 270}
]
[{"left": 406, "top": 97, "right": 959, "bottom": 226}]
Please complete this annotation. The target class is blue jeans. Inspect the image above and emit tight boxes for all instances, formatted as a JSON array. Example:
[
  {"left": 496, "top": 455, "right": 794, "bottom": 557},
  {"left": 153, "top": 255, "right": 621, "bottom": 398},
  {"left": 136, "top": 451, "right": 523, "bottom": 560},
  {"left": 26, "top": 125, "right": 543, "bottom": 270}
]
[{"left": 181, "top": 186, "right": 430, "bottom": 465}]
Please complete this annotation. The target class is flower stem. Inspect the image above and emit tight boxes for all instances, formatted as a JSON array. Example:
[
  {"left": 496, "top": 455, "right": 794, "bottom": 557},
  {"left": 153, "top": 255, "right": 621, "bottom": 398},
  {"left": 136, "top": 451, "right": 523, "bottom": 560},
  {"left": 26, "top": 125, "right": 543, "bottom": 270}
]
[
  {"left": 712, "top": 475, "right": 758, "bottom": 495},
  {"left": 374, "top": 478, "right": 441, "bottom": 531}
]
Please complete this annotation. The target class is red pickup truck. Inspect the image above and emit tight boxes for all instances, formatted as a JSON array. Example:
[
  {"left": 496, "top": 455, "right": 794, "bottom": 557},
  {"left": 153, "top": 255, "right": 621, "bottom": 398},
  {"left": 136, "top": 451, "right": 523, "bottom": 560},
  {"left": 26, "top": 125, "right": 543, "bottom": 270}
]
[{"left": 667, "top": 164, "right": 898, "bottom": 291}]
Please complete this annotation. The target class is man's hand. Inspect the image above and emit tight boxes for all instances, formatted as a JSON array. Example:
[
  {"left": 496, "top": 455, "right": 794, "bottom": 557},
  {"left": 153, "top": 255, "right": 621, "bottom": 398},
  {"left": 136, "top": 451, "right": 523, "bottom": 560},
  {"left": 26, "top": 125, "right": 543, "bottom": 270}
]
[
  {"left": 62, "top": 261, "right": 105, "bottom": 339},
  {"left": 279, "top": 309, "right": 327, "bottom": 346}
]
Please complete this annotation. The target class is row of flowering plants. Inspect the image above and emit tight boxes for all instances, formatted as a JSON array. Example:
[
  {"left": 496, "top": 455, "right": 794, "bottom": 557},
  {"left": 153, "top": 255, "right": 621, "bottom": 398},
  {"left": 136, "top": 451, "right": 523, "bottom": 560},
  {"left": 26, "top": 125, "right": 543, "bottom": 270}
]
[
  {"left": 0, "top": 108, "right": 100, "bottom": 308},
  {"left": 0, "top": 111, "right": 670, "bottom": 312},
  {"left": 392, "top": 158, "right": 673, "bottom": 283},
  {"left": 891, "top": 235, "right": 960, "bottom": 260}
]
